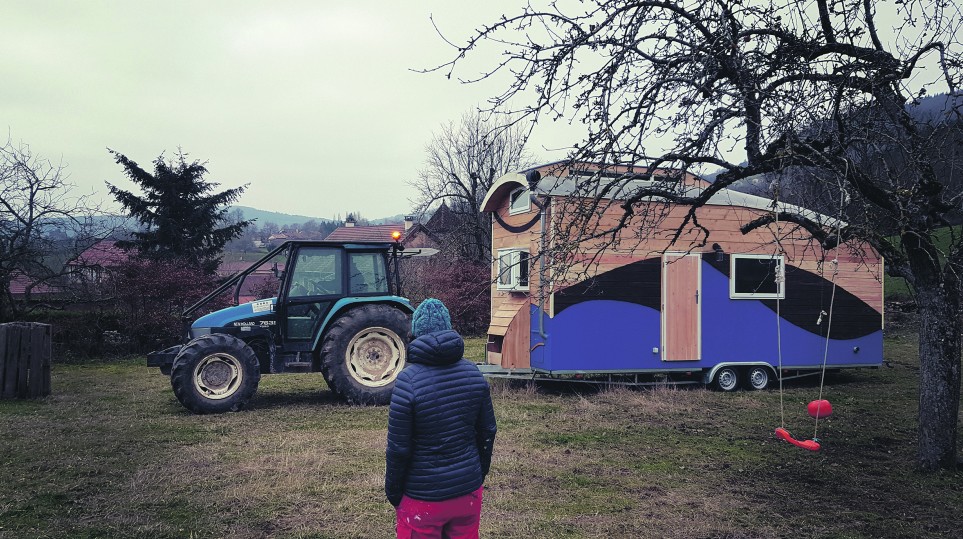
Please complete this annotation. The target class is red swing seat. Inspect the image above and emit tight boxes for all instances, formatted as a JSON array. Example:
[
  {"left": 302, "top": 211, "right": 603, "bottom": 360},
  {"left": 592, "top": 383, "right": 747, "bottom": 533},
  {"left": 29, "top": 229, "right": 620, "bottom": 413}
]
[{"left": 774, "top": 427, "right": 821, "bottom": 451}]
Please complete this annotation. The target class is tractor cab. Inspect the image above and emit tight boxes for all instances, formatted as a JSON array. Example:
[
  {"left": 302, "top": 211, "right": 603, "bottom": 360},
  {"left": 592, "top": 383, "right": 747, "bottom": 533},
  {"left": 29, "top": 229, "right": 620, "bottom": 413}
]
[{"left": 148, "top": 240, "right": 420, "bottom": 413}]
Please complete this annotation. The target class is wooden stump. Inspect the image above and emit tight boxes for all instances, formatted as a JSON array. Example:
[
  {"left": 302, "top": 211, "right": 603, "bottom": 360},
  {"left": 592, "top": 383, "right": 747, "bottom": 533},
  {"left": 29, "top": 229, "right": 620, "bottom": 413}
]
[{"left": 0, "top": 322, "right": 52, "bottom": 399}]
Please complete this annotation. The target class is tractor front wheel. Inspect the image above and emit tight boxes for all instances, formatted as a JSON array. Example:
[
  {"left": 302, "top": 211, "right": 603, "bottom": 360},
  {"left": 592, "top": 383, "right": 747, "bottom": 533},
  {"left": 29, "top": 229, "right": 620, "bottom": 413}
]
[
  {"left": 320, "top": 304, "right": 409, "bottom": 405},
  {"left": 170, "top": 333, "right": 261, "bottom": 414}
]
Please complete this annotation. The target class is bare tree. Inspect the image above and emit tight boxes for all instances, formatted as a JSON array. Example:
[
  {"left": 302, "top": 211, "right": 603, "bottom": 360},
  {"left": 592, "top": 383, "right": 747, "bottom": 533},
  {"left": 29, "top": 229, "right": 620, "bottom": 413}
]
[
  {"left": 0, "top": 137, "right": 107, "bottom": 320},
  {"left": 409, "top": 110, "right": 531, "bottom": 262},
  {"left": 437, "top": 0, "right": 963, "bottom": 470}
]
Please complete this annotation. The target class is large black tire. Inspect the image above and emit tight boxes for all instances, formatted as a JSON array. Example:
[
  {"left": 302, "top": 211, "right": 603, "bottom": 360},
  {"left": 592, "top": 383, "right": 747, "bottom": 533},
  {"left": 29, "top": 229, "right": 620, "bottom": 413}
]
[
  {"left": 320, "top": 304, "right": 409, "bottom": 405},
  {"left": 170, "top": 333, "right": 261, "bottom": 414}
]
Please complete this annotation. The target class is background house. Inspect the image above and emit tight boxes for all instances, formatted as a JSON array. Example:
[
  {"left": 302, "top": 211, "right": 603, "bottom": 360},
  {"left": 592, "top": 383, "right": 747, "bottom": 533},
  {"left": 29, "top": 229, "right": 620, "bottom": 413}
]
[{"left": 66, "top": 239, "right": 130, "bottom": 284}]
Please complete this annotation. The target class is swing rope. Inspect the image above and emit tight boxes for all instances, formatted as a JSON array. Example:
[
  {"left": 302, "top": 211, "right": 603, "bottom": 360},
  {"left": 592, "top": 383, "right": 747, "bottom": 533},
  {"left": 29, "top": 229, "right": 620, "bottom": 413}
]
[
  {"left": 772, "top": 170, "right": 848, "bottom": 449},
  {"left": 774, "top": 191, "right": 786, "bottom": 430},
  {"left": 810, "top": 173, "right": 849, "bottom": 440}
]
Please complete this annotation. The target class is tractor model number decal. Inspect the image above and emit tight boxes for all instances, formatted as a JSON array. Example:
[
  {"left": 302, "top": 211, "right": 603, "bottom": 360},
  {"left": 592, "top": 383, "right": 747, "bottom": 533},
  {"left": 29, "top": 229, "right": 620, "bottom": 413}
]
[
  {"left": 233, "top": 320, "right": 277, "bottom": 327},
  {"left": 252, "top": 300, "right": 273, "bottom": 313}
]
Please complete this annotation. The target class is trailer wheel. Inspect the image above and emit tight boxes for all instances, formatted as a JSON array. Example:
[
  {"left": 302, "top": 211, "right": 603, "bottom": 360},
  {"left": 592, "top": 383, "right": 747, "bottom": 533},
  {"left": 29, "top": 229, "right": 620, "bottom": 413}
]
[
  {"left": 170, "top": 334, "right": 261, "bottom": 414},
  {"left": 713, "top": 366, "right": 741, "bottom": 392},
  {"left": 745, "top": 366, "right": 772, "bottom": 391},
  {"left": 320, "top": 304, "right": 409, "bottom": 405}
]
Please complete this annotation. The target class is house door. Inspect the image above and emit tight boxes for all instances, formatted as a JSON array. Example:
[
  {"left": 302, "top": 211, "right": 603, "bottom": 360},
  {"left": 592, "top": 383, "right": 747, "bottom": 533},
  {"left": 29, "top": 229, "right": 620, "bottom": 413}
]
[{"left": 662, "top": 252, "right": 701, "bottom": 361}]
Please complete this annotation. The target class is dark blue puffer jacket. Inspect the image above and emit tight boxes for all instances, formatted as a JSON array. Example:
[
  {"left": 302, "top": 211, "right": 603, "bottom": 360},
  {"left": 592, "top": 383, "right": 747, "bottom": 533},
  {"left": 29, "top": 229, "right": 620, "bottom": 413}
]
[{"left": 385, "top": 329, "right": 497, "bottom": 506}]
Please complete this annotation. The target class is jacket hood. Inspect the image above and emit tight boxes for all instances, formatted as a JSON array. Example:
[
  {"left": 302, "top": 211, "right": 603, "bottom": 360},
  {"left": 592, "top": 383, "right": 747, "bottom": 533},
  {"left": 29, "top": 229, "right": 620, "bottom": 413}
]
[{"left": 407, "top": 329, "right": 464, "bottom": 367}]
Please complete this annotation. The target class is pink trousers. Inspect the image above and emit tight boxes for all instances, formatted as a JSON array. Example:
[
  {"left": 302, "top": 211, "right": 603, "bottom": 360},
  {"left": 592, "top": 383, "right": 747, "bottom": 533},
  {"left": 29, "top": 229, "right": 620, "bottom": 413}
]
[{"left": 395, "top": 486, "right": 484, "bottom": 539}]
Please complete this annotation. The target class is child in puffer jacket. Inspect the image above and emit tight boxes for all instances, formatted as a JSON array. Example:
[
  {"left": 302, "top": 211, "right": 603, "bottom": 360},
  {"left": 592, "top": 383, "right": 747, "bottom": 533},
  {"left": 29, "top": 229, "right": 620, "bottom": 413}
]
[{"left": 385, "top": 298, "right": 497, "bottom": 539}]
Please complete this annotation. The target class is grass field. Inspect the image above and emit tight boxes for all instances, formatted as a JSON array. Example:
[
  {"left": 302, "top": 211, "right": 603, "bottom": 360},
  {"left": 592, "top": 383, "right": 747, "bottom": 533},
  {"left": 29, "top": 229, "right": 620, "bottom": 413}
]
[{"left": 1, "top": 328, "right": 961, "bottom": 538}]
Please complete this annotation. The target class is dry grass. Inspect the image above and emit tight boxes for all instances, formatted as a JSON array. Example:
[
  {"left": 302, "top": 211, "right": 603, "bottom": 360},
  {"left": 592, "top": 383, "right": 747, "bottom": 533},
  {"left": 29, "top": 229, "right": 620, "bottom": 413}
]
[{"left": 1, "top": 329, "right": 961, "bottom": 538}]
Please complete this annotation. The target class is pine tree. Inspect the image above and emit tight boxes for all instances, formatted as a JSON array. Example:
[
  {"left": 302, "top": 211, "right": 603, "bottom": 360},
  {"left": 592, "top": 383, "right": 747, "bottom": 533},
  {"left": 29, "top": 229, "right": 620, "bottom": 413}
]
[{"left": 106, "top": 149, "right": 252, "bottom": 272}]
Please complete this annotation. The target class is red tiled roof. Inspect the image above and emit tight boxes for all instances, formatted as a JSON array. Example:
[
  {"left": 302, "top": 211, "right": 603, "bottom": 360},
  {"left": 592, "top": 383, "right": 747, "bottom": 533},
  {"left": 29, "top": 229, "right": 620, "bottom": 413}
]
[
  {"left": 8, "top": 272, "right": 60, "bottom": 297},
  {"left": 424, "top": 202, "right": 461, "bottom": 233},
  {"left": 69, "top": 239, "right": 129, "bottom": 268},
  {"left": 325, "top": 225, "right": 402, "bottom": 242}
]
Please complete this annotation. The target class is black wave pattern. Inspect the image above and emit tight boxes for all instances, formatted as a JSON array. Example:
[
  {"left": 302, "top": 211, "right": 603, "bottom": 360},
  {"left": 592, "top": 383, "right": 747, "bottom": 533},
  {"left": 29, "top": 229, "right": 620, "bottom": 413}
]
[
  {"left": 554, "top": 258, "right": 662, "bottom": 314},
  {"left": 493, "top": 211, "right": 541, "bottom": 233},
  {"left": 553, "top": 255, "right": 881, "bottom": 340},
  {"left": 704, "top": 255, "right": 881, "bottom": 339}
]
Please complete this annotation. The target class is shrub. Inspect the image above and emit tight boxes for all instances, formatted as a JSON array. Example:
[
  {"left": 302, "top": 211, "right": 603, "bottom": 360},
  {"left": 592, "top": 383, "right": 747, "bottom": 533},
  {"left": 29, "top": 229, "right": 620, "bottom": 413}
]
[
  {"left": 401, "top": 257, "right": 490, "bottom": 336},
  {"left": 109, "top": 257, "right": 229, "bottom": 352}
]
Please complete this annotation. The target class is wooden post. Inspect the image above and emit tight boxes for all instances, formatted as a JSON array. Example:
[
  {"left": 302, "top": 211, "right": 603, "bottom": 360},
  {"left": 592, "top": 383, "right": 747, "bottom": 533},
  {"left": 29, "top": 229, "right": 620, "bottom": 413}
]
[{"left": 0, "top": 322, "right": 52, "bottom": 399}]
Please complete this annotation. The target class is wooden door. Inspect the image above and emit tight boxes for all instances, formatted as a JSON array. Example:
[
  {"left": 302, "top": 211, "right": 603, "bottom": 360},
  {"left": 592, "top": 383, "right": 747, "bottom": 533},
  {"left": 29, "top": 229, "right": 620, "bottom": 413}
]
[{"left": 662, "top": 253, "right": 701, "bottom": 361}]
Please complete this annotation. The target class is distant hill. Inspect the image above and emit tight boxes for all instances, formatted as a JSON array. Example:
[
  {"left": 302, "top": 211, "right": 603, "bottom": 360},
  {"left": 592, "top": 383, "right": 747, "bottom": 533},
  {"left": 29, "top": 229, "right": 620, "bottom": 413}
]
[
  {"left": 709, "top": 93, "right": 960, "bottom": 192},
  {"left": 233, "top": 206, "right": 334, "bottom": 227},
  {"left": 370, "top": 214, "right": 406, "bottom": 225},
  {"left": 908, "top": 92, "right": 963, "bottom": 123},
  {"left": 232, "top": 206, "right": 405, "bottom": 227}
]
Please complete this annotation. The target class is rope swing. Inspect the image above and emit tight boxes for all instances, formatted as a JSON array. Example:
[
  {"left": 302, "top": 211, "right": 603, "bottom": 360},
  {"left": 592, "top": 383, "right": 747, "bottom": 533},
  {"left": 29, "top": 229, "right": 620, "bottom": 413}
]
[{"left": 771, "top": 178, "right": 846, "bottom": 452}]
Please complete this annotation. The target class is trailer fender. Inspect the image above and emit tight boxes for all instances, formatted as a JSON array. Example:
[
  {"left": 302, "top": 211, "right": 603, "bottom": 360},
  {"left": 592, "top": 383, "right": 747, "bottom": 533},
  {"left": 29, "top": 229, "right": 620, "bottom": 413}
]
[{"left": 704, "top": 362, "right": 775, "bottom": 386}]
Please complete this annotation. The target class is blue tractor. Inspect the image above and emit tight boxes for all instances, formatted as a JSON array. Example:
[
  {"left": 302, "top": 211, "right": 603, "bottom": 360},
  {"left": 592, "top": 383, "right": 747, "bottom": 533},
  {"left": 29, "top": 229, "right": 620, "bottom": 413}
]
[{"left": 147, "top": 240, "right": 416, "bottom": 413}]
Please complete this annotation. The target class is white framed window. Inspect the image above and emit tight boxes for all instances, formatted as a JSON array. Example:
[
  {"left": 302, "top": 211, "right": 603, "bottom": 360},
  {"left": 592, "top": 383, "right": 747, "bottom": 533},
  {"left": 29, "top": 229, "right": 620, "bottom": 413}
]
[
  {"left": 730, "top": 254, "right": 785, "bottom": 299},
  {"left": 497, "top": 248, "right": 530, "bottom": 291},
  {"left": 508, "top": 186, "right": 530, "bottom": 215}
]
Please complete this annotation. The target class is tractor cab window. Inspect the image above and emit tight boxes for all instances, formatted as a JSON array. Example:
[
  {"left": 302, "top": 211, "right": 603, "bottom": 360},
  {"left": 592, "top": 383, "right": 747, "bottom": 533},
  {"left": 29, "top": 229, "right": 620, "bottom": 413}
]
[
  {"left": 349, "top": 252, "right": 389, "bottom": 295},
  {"left": 284, "top": 247, "right": 342, "bottom": 341},
  {"left": 288, "top": 247, "right": 343, "bottom": 298}
]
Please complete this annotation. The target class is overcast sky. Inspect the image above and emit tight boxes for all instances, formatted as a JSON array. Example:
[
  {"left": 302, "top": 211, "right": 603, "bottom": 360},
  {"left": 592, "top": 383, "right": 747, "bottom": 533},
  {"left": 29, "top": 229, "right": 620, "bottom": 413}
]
[
  {"left": 3, "top": 2, "right": 949, "bottom": 222},
  {"left": 1, "top": 0, "right": 576, "bottom": 221}
]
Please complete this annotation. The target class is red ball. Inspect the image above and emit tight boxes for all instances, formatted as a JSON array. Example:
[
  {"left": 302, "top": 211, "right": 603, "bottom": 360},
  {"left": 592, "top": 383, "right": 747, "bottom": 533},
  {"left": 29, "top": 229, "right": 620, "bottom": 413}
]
[{"left": 807, "top": 399, "right": 833, "bottom": 419}]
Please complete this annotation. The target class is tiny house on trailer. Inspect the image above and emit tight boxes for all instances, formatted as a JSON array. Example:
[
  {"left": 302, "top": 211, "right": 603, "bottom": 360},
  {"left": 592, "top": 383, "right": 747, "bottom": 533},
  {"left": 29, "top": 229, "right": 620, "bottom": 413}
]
[{"left": 479, "top": 162, "right": 884, "bottom": 390}]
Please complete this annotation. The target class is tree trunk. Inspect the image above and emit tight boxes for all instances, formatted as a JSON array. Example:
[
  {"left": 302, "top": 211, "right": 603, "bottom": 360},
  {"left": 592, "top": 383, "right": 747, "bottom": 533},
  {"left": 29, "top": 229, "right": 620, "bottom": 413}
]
[{"left": 915, "top": 287, "right": 962, "bottom": 471}]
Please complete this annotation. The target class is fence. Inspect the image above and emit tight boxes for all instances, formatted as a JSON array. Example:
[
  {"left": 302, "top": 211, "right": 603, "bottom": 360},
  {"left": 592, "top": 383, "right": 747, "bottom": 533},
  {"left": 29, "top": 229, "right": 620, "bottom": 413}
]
[{"left": 0, "top": 322, "right": 52, "bottom": 399}]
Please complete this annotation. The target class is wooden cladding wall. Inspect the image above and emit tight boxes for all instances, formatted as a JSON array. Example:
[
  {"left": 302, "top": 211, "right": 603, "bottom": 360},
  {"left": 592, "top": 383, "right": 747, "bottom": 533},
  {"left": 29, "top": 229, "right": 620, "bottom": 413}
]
[
  {"left": 486, "top": 294, "right": 531, "bottom": 368},
  {"left": 544, "top": 201, "right": 882, "bottom": 314},
  {"left": 490, "top": 199, "right": 545, "bottom": 341}
]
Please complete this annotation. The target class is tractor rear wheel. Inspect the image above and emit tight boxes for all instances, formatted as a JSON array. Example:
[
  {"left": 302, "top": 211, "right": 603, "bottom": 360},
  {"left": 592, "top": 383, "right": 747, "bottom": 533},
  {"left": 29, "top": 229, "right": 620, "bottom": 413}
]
[
  {"left": 320, "top": 304, "right": 409, "bottom": 405},
  {"left": 170, "top": 333, "right": 261, "bottom": 414}
]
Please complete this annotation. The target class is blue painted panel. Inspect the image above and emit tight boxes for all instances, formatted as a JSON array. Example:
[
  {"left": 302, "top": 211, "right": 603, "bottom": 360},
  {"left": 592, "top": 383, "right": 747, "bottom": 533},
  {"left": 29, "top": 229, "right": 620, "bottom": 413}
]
[
  {"left": 538, "top": 300, "right": 661, "bottom": 371},
  {"left": 529, "top": 304, "right": 548, "bottom": 369},
  {"left": 531, "top": 260, "right": 882, "bottom": 372},
  {"left": 700, "top": 261, "right": 881, "bottom": 368}
]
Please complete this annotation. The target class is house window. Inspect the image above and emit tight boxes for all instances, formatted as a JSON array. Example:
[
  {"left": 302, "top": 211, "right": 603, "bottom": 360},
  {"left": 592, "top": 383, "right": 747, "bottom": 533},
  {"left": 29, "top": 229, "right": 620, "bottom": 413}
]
[
  {"left": 508, "top": 187, "right": 530, "bottom": 215},
  {"left": 730, "top": 254, "right": 784, "bottom": 299},
  {"left": 497, "top": 249, "right": 530, "bottom": 291}
]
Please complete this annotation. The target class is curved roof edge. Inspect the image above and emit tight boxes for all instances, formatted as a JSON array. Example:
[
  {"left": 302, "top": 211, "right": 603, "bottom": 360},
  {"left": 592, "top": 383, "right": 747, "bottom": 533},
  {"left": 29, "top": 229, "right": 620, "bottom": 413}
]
[
  {"left": 481, "top": 172, "right": 527, "bottom": 212},
  {"left": 480, "top": 164, "right": 842, "bottom": 227}
]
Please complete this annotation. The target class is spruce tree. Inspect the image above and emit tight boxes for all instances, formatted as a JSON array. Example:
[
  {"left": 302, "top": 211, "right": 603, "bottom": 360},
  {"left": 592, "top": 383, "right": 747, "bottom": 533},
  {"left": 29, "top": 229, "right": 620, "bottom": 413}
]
[{"left": 107, "top": 149, "right": 252, "bottom": 272}]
